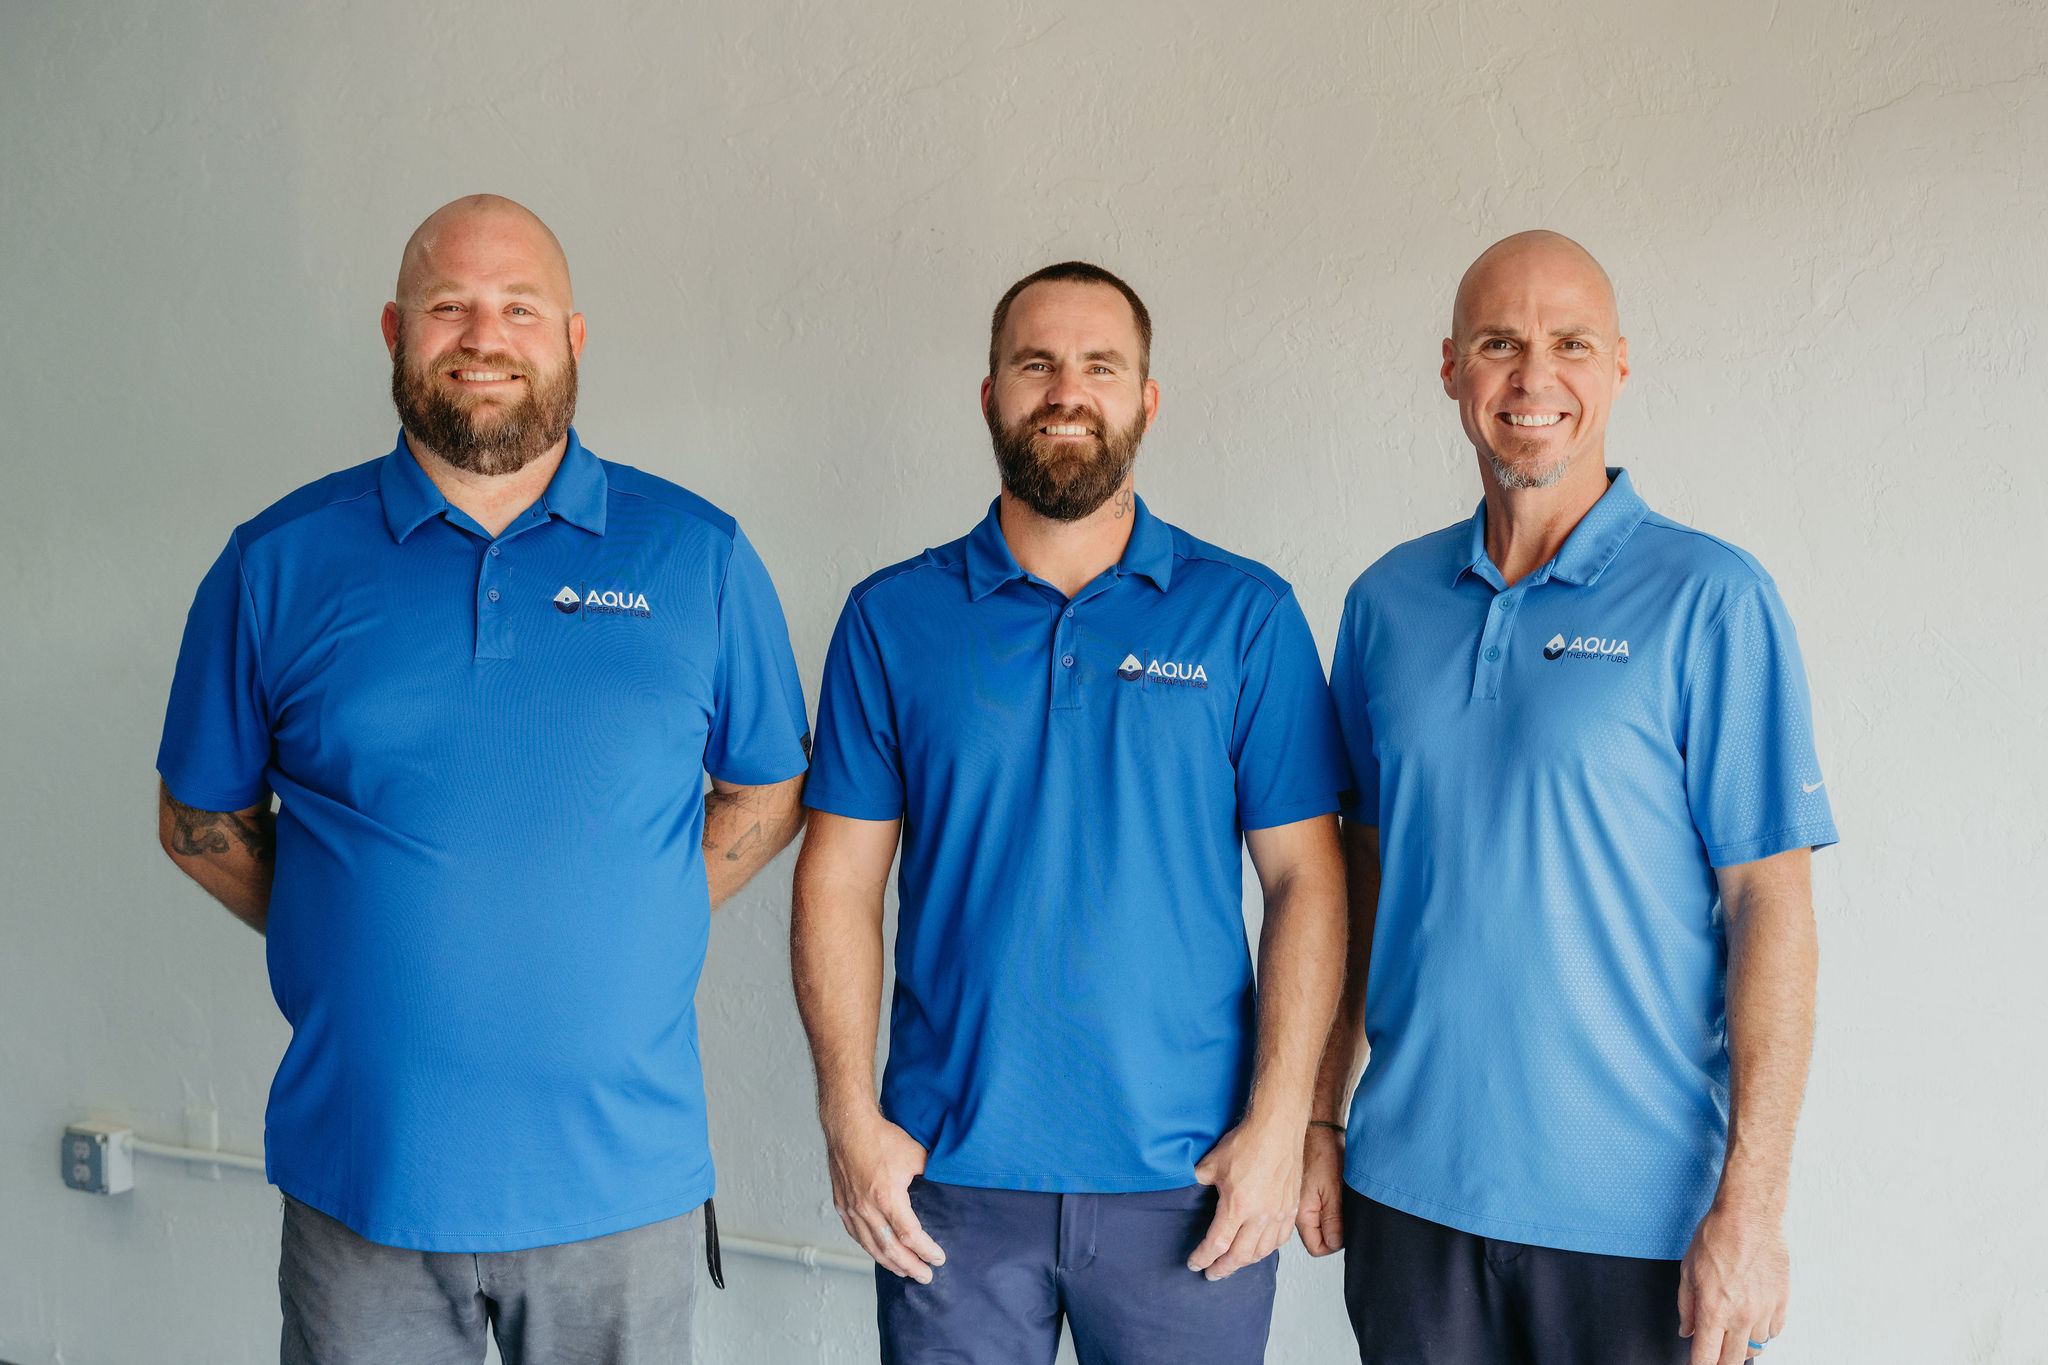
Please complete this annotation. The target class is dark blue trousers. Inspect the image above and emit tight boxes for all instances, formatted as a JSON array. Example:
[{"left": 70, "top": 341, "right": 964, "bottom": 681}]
[
  {"left": 876, "top": 1177, "right": 1278, "bottom": 1365},
  {"left": 1342, "top": 1188, "right": 1688, "bottom": 1365}
]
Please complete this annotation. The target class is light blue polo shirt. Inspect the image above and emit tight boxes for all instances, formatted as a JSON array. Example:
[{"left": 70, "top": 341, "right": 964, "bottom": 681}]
[
  {"left": 157, "top": 430, "right": 810, "bottom": 1252},
  {"left": 1333, "top": 469, "right": 1838, "bottom": 1261},
  {"left": 806, "top": 497, "right": 1345, "bottom": 1192}
]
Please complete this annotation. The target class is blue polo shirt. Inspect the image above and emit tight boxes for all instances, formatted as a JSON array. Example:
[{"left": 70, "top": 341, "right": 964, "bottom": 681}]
[
  {"left": 1332, "top": 469, "right": 1838, "bottom": 1260},
  {"left": 806, "top": 497, "right": 1345, "bottom": 1192},
  {"left": 157, "top": 431, "right": 810, "bottom": 1252}
]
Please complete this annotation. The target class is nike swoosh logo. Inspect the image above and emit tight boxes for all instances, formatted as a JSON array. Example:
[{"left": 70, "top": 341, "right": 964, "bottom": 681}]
[{"left": 1802, "top": 780, "right": 1826, "bottom": 794}]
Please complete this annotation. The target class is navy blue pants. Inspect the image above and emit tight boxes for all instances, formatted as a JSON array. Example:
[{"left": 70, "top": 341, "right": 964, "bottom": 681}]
[
  {"left": 876, "top": 1178, "right": 1278, "bottom": 1364},
  {"left": 1343, "top": 1189, "right": 1688, "bottom": 1365}
]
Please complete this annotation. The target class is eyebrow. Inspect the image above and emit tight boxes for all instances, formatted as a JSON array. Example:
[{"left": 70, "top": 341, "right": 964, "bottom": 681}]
[
  {"left": 1470, "top": 324, "right": 1599, "bottom": 340},
  {"left": 419, "top": 281, "right": 549, "bottom": 300},
  {"left": 1006, "top": 346, "right": 1130, "bottom": 367}
]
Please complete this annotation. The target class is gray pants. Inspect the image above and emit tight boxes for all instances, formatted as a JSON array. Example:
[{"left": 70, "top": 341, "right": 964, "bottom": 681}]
[{"left": 279, "top": 1194, "right": 698, "bottom": 1365}]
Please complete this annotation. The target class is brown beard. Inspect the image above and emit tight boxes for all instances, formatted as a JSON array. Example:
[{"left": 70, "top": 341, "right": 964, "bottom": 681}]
[
  {"left": 986, "top": 400, "right": 1146, "bottom": 521},
  {"left": 391, "top": 332, "right": 577, "bottom": 476}
]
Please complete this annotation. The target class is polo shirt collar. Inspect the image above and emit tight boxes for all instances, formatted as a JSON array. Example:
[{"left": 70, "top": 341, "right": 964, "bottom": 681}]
[
  {"left": 1454, "top": 467, "right": 1649, "bottom": 589},
  {"left": 380, "top": 427, "right": 608, "bottom": 543},
  {"left": 964, "top": 494, "right": 1175, "bottom": 601}
]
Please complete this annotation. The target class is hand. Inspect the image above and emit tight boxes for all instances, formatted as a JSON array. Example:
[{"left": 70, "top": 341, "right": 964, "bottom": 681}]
[
  {"left": 1678, "top": 1204, "right": 1790, "bottom": 1364},
  {"left": 824, "top": 1109, "right": 946, "bottom": 1283},
  {"left": 1296, "top": 1124, "right": 1346, "bottom": 1256},
  {"left": 1189, "top": 1112, "right": 1303, "bottom": 1280}
]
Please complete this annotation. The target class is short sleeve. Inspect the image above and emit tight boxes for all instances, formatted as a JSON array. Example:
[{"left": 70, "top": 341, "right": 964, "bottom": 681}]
[
  {"left": 1331, "top": 591, "right": 1379, "bottom": 826},
  {"left": 703, "top": 527, "right": 811, "bottom": 785},
  {"left": 157, "top": 536, "right": 274, "bottom": 811},
  {"left": 1231, "top": 590, "right": 1346, "bottom": 831},
  {"left": 803, "top": 592, "right": 906, "bottom": 821},
  {"left": 1684, "top": 580, "right": 1839, "bottom": 867}
]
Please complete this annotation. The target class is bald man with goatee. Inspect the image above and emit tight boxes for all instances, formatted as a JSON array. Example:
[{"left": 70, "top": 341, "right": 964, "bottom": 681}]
[
  {"left": 1300, "top": 232, "right": 1838, "bottom": 1365},
  {"left": 156, "top": 195, "right": 812, "bottom": 1363}
]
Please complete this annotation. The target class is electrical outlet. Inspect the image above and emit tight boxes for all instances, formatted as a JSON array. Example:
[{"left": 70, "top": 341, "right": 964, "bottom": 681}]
[{"left": 62, "top": 1121, "right": 134, "bottom": 1195}]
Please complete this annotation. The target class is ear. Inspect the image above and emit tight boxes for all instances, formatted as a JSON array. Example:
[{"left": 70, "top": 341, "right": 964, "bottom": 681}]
[
  {"left": 381, "top": 303, "right": 401, "bottom": 358},
  {"left": 1141, "top": 377, "right": 1161, "bottom": 434},
  {"left": 1613, "top": 335, "right": 1629, "bottom": 391},
  {"left": 979, "top": 374, "right": 994, "bottom": 421},
  {"left": 569, "top": 312, "right": 587, "bottom": 360},
  {"left": 1440, "top": 338, "right": 1457, "bottom": 398}
]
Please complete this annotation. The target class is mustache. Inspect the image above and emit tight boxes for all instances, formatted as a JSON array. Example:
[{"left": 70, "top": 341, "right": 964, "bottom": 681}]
[
  {"left": 1017, "top": 402, "right": 1106, "bottom": 435},
  {"left": 419, "top": 348, "right": 528, "bottom": 378}
]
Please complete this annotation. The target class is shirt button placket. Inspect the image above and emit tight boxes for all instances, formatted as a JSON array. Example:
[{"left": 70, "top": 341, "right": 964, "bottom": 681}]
[
  {"left": 477, "top": 542, "right": 510, "bottom": 661},
  {"left": 1054, "top": 601, "right": 1079, "bottom": 710},
  {"left": 1473, "top": 592, "right": 1517, "bottom": 701}
]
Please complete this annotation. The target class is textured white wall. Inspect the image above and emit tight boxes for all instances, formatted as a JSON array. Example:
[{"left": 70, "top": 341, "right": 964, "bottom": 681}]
[{"left": 3, "top": 2, "right": 2044, "bottom": 1361}]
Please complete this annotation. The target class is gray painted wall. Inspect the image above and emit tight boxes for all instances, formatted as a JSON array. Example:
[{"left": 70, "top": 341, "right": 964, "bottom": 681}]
[{"left": 3, "top": 2, "right": 2043, "bottom": 1361}]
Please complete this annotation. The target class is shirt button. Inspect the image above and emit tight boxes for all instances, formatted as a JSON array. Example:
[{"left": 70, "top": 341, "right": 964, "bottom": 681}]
[
  {"left": 1064, "top": 607, "right": 1074, "bottom": 618},
  {"left": 1061, "top": 654, "right": 1075, "bottom": 667},
  {"left": 1484, "top": 645, "right": 1500, "bottom": 661},
  {"left": 489, "top": 546, "right": 501, "bottom": 557},
  {"left": 487, "top": 589, "right": 500, "bottom": 602}
]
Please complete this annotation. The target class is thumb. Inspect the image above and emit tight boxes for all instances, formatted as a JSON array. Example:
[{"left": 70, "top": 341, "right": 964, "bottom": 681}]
[
  {"left": 1676, "top": 1270, "right": 1695, "bottom": 1338},
  {"left": 1193, "top": 1156, "right": 1218, "bottom": 1187},
  {"left": 1320, "top": 1190, "right": 1345, "bottom": 1251}
]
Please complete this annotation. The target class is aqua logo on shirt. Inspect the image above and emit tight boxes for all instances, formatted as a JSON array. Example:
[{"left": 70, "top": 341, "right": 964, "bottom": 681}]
[
  {"left": 555, "top": 584, "right": 652, "bottom": 619},
  {"left": 1117, "top": 651, "right": 1209, "bottom": 688},
  {"left": 1544, "top": 631, "right": 1628, "bottom": 662}
]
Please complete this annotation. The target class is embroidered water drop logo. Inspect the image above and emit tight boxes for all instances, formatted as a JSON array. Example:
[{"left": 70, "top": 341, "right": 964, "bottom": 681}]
[
  {"left": 1546, "top": 631, "right": 1629, "bottom": 663},
  {"left": 1119, "top": 650, "right": 1209, "bottom": 689},
  {"left": 553, "top": 586, "right": 582, "bottom": 615}
]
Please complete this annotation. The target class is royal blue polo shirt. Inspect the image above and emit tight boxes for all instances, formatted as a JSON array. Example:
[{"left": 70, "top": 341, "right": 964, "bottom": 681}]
[
  {"left": 157, "top": 430, "right": 809, "bottom": 1252},
  {"left": 1332, "top": 468, "right": 1838, "bottom": 1260},
  {"left": 805, "top": 497, "right": 1345, "bottom": 1192}
]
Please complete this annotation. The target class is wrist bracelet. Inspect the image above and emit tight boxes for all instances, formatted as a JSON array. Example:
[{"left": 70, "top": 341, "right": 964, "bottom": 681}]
[{"left": 1308, "top": 1120, "right": 1346, "bottom": 1133}]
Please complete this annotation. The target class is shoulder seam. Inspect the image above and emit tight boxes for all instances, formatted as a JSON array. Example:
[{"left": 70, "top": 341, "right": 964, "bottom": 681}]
[
  {"left": 605, "top": 480, "right": 738, "bottom": 542},
  {"left": 1636, "top": 518, "right": 1771, "bottom": 586},
  {"left": 850, "top": 556, "right": 958, "bottom": 609},
  {"left": 237, "top": 481, "right": 380, "bottom": 548},
  {"left": 1175, "top": 546, "right": 1290, "bottom": 605}
]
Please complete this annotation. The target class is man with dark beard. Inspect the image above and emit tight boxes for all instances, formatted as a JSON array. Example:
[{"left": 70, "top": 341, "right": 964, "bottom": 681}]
[
  {"left": 155, "top": 195, "right": 811, "bottom": 1364},
  {"left": 792, "top": 262, "right": 1348, "bottom": 1363}
]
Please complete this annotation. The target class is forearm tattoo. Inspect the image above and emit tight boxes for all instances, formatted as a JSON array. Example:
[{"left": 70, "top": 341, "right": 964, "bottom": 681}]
[{"left": 164, "top": 788, "right": 276, "bottom": 863}]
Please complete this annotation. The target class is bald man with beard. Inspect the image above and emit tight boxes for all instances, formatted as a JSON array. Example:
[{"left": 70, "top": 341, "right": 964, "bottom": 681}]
[
  {"left": 156, "top": 195, "right": 812, "bottom": 1363},
  {"left": 1300, "top": 232, "right": 1837, "bottom": 1365}
]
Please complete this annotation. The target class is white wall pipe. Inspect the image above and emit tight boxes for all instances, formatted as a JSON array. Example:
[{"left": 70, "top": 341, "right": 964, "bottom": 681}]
[
  {"left": 112, "top": 1133, "right": 870, "bottom": 1273},
  {"left": 126, "top": 1136, "right": 267, "bottom": 1174}
]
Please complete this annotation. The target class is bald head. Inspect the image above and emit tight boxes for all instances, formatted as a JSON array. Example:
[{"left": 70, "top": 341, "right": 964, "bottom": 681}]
[
  {"left": 382, "top": 195, "right": 584, "bottom": 478},
  {"left": 1452, "top": 230, "right": 1616, "bottom": 344},
  {"left": 1440, "top": 230, "right": 1629, "bottom": 494},
  {"left": 395, "top": 194, "right": 572, "bottom": 307}
]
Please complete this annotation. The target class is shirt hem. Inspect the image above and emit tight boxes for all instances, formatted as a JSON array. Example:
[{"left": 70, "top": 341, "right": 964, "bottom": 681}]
[
  {"left": 706, "top": 756, "right": 810, "bottom": 788},
  {"left": 803, "top": 787, "right": 904, "bottom": 821},
  {"left": 1239, "top": 795, "right": 1340, "bottom": 832},
  {"left": 919, "top": 1163, "right": 1199, "bottom": 1195},
  {"left": 1344, "top": 1172, "right": 1690, "bottom": 1262},
  {"left": 157, "top": 767, "right": 269, "bottom": 815},
  {"left": 274, "top": 1167, "right": 715, "bottom": 1253},
  {"left": 1705, "top": 821, "right": 1840, "bottom": 869}
]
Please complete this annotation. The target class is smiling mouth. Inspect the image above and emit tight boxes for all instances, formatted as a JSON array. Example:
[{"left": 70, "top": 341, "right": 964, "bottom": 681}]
[
  {"left": 1040, "top": 423, "right": 1095, "bottom": 437},
  {"left": 451, "top": 369, "right": 521, "bottom": 383},
  {"left": 1499, "top": 412, "right": 1565, "bottom": 428}
]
